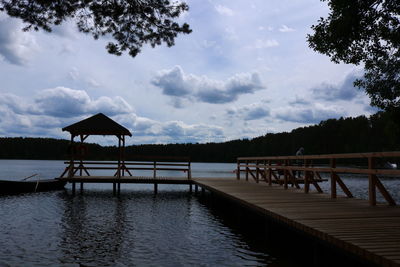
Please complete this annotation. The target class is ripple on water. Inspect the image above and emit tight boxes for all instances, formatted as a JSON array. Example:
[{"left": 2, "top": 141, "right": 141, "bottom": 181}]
[{"left": 0, "top": 189, "right": 278, "bottom": 266}]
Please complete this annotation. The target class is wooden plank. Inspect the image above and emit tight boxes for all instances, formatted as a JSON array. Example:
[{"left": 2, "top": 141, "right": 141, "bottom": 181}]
[{"left": 192, "top": 178, "right": 400, "bottom": 267}]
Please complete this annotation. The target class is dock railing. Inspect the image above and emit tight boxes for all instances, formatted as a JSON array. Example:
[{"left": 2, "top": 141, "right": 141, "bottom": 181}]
[
  {"left": 60, "top": 156, "right": 192, "bottom": 180},
  {"left": 237, "top": 152, "right": 400, "bottom": 206}
]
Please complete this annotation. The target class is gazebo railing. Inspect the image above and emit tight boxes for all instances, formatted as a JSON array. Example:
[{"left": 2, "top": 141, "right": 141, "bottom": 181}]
[
  {"left": 60, "top": 156, "right": 192, "bottom": 179},
  {"left": 237, "top": 152, "right": 400, "bottom": 206}
]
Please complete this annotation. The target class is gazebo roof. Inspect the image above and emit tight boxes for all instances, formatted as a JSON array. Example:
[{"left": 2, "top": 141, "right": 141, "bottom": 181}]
[{"left": 62, "top": 113, "right": 132, "bottom": 136}]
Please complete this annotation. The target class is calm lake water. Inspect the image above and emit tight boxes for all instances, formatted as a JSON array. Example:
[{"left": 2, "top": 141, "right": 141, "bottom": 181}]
[{"left": 0, "top": 160, "right": 399, "bottom": 266}]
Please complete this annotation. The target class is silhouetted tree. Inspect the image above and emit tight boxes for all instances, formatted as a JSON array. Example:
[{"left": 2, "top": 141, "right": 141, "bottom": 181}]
[
  {"left": 308, "top": 0, "right": 400, "bottom": 112},
  {"left": 0, "top": 0, "right": 191, "bottom": 57}
]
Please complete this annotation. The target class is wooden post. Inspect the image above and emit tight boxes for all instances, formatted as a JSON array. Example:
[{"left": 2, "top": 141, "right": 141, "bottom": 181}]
[
  {"left": 79, "top": 135, "right": 84, "bottom": 177},
  {"left": 68, "top": 135, "right": 75, "bottom": 178},
  {"left": 304, "top": 159, "right": 309, "bottom": 193},
  {"left": 267, "top": 160, "right": 271, "bottom": 186},
  {"left": 72, "top": 182, "right": 76, "bottom": 196},
  {"left": 154, "top": 183, "right": 158, "bottom": 194},
  {"left": 189, "top": 183, "right": 193, "bottom": 193},
  {"left": 153, "top": 161, "right": 156, "bottom": 179},
  {"left": 80, "top": 182, "right": 83, "bottom": 193},
  {"left": 122, "top": 135, "right": 125, "bottom": 177},
  {"left": 113, "top": 183, "right": 116, "bottom": 196},
  {"left": 188, "top": 160, "right": 192, "bottom": 179},
  {"left": 256, "top": 160, "right": 259, "bottom": 183},
  {"left": 330, "top": 158, "right": 336, "bottom": 199},
  {"left": 117, "top": 136, "right": 121, "bottom": 178},
  {"left": 245, "top": 160, "right": 249, "bottom": 181},
  {"left": 284, "top": 160, "right": 288, "bottom": 189},
  {"left": 368, "top": 157, "right": 376, "bottom": 206},
  {"left": 117, "top": 183, "right": 121, "bottom": 195},
  {"left": 236, "top": 160, "right": 240, "bottom": 180}
]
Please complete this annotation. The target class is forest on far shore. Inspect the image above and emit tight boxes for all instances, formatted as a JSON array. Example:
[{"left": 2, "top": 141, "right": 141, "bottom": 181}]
[{"left": 0, "top": 111, "right": 399, "bottom": 163}]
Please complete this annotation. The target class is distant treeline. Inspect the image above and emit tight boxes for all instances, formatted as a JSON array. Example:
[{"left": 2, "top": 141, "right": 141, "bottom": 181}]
[{"left": 0, "top": 111, "right": 399, "bottom": 163}]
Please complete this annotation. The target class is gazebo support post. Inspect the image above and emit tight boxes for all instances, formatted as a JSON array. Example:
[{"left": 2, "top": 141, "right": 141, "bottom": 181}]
[{"left": 68, "top": 135, "right": 75, "bottom": 178}]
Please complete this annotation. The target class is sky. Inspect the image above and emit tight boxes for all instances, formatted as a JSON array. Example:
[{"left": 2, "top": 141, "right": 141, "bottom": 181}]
[{"left": 0, "top": 0, "right": 378, "bottom": 145}]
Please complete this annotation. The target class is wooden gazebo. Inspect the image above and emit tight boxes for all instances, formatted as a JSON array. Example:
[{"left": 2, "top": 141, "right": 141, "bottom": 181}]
[
  {"left": 62, "top": 113, "right": 132, "bottom": 178},
  {"left": 59, "top": 113, "right": 192, "bottom": 196}
]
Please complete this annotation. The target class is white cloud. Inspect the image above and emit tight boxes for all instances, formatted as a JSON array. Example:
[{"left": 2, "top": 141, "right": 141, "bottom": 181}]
[
  {"left": 227, "top": 103, "right": 271, "bottom": 121},
  {"left": 274, "top": 104, "right": 346, "bottom": 123},
  {"left": 253, "top": 39, "right": 279, "bottom": 49},
  {"left": 152, "top": 65, "right": 265, "bottom": 105},
  {"left": 0, "top": 15, "right": 38, "bottom": 65},
  {"left": 0, "top": 89, "right": 227, "bottom": 144},
  {"left": 279, "top": 25, "right": 295, "bottom": 32},
  {"left": 33, "top": 87, "right": 133, "bottom": 117},
  {"left": 215, "top": 5, "right": 234, "bottom": 16}
]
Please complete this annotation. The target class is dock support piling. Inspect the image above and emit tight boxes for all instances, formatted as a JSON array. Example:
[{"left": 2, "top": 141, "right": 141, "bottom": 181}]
[
  {"left": 117, "top": 183, "right": 121, "bottom": 196},
  {"left": 154, "top": 183, "right": 158, "bottom": 194},
  {"left": 195, "top": 184, "right": 198, "bottom": 194},
  {"left": 113, "top": 183, "right": 116, "bottom": 196},
  {"left": 80, "top": 182, "right": 83, "bottom": 193},
  {"left": 189, "top": 183, "right": 193, "bottom": 193},
  {"left": 72, "top": 182, "right": 76, "bottom": 196}
]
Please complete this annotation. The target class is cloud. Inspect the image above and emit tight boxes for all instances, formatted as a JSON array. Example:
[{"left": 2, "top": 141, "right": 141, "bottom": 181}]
[
  {"left": 288, "top": 96, "right": 312, "bottom": 106},
  {"left": 0, "top": 15, "right": 38, "bottom": 65},
  {"left": 279, "top": 25, "right": 295, "bottom": 32},
  {"left": 160, "top": 121, "right": 224, "bottom": 143},
  {"left": 152, "top": 66, "right": 265, "bottom": 105},
  {"left": 34, "top": 87, "right": 133, "bottom": 117},
  {"left": 227, "top": 103, "right": 270, "bottom": 121},
  {"left": 274, "top": 104, "right": 346, "bottom": 123},
  {"left": 312, "top": 71, "right": 364, "bottom": 101},
  {"left": 151, "top": 66, "right": 192, "bottom": 97},
  {"left": 0, "top": 89, "right": 227, "bottom": 144},
  {"left": 215, "top": 5, "right": 234, "bottom": 16},
  {"left": 51, "top": 21, "right": 78, "bottom": 39},
  {"left": 0, "top": 93, "right": 27, "bottom": 114},
  {"left": 252, "top": 39, "right": 279, "bottom": 49}
]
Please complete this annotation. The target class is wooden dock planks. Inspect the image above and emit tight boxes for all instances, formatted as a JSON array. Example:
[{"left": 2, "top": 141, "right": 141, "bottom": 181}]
[{"left": 192, "top": 178, "right": 400, "bottom": 267}]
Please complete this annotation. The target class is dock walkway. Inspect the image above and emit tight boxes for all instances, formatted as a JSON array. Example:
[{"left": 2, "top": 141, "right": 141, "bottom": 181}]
[{"left": 193, "top": 178, "right": 400, "bottom": 267}]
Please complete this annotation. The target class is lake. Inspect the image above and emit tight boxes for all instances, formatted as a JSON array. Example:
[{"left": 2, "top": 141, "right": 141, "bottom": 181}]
[{"left": 0, "top": 160, "right": 399, "bottom": 266}]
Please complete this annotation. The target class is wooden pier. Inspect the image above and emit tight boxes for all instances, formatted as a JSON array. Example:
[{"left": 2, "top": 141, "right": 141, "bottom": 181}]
[
  {"left": 57, "top": 151, "right": 400, "bottom": 266},
  {"left": 58, "top": 156, "right": 192, "bottom": 195},
  {"left": 193, "top": 178, "right": 400, "bottom": 267}
]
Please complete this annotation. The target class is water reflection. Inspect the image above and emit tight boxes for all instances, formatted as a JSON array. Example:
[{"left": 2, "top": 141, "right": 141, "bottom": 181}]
[
  {"left": 59, "top": 193, "right": 126, "bottom": 266},
  {"left": 55, "top": 190, "right": 274, "bottom": 266}
]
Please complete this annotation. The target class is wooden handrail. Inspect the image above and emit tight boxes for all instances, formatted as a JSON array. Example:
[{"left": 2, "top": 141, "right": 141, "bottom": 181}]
[
  {"left": 238, "top": 151, "right": 400, "bottom": 161},
  {"left": 60, "top": 157, "right": 191, "bottom": 180},
  {"left": 63, "top": 161, "right": 190, "bottom": 166},
  {"left": 237, "top": 152, "right": 399, "bottom": 206}
]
